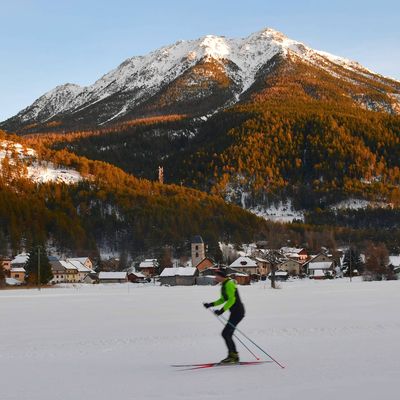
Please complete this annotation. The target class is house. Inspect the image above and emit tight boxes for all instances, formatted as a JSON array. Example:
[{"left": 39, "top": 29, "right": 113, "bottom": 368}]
[
  {"left": 197, "top": 266, "right": 240, "bottom": 285},
  {"left": 229, "top": 257, "right": 259, "bottom": 275},
  {"left": 159, "top": 267, "right": 198, "bottom": 286},
  {"left": 50, "top": 260, "right": 67, "bottom": 284},
  {"left": 67, "top": 259, "right": 94, "bottom": 282},
  {"left": 83, "top": 273, "right": 98, "bottom": 284},
  {"left": 199, "top": 265, "right": 251, "bottom": 285},
  {"left": 310, "top": 269, "right": 330, "bottom": 280},
  {"left": 138, "top": 259, "right": 158, "bottom": 277},
  {"left": 195, "top": 257, "right": 215, "bottom": 273},
  {"left": 254, "top": 257, "right": 271, "bottom": 276},
  {"left": 230, "top": 272, "right": 251, "bottom": 285},
  {"left": 277, "top": 259, "right": 303, "bottom": 275},
  {"left": 98, "top": 272, "right": 128, "bottom": 283},
  {"left": 10, "top": 267, "right": 26, "bottom": 283},
  {"left": 304, "top": 253, "right": 335, "bottom": 276},
  {"left": 196, "top": 275, "right": 217, "bottom": 286},
  {"left": 127, "top": 271, "right": 147, "bottom": 283},
  {"left": 280, "top": 247, "right": 308, "bottom": 262},
  {"left": 61, "top": 261, "right": 80, "bottom": 283}
]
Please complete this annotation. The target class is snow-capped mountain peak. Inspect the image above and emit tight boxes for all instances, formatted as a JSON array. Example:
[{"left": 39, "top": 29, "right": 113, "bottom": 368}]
[{"left": 3, "top": 27, "right": 400, "bottom": 130}]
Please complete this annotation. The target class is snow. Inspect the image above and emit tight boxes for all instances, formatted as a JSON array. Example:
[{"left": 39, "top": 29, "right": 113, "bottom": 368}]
[
  {"left": 26, "top": 163, "right": 82, "bottom": 184},
  {"left": 160, "top": 267, "right": 197, "bottom": 277},
  {"left": 0, "top": 140, "right": 83, "bottom": 185},
  {"left": 98, "top": 272, "right": 127, "bottom": 280},
  {"left": 4, "top": 277, "right": 23, "bottom": 286},
  {"left": 389, "top": 256, "right": 400, "bottom": 267},
  {"left": 0, "top": 280, "right": 398, "bottom": 399},
  {"left": 139, "top": 259, "right": 158, "bottom": 269},
  {"left": 9, "top": 267, "right": 26, "bottom": 272},
  {"left": 249, "top": 200, "right": 305, "bottom": 223},
  {"left": 332, "top": 198, "right": 389, "bottom": 210},
  {"left": 11, "top": 253, "right": 29, "bottom": 265}
]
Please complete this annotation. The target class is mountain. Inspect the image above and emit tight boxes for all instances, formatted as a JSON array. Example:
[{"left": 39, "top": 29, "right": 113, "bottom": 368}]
[
  {"left": 2, "top": 28, "right": 400, "bottom": 132},
  {"left": 2, "top": 28, "right": 400, "bottom": 229}
]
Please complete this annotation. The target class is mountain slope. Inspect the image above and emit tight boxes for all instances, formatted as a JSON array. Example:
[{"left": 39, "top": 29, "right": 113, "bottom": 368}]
[
  {"left": 2, "top": 28, "right": 400, "bottom": 132},
  {"left": 0, "top": 130, "right": 273, "bottom": 257},
  {"left": 27, "top": 52, "right": 400, "bottom": 210}
]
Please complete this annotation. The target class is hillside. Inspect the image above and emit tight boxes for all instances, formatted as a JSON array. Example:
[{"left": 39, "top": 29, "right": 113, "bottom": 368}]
[
  {"left": 0, "top": 131, "right": 273, "bottom": 257},
  {"left": 24, "top": 56, "right": 400, "bottom": 211}
]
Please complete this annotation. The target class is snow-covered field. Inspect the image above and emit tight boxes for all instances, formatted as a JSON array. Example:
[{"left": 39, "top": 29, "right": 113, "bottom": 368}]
[{"left": 0, "top": 278, "right": 399, "bottom": 400}]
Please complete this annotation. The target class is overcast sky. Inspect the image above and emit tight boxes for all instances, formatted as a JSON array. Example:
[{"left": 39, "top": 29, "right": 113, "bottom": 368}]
[{"left": 1, "top": 0, "right": 399, "bottom": 121}]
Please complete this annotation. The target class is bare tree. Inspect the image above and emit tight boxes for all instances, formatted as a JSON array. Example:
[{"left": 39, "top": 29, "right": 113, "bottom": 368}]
[{"left": 264, "top": 250, "right": 284, "bottom": 289}]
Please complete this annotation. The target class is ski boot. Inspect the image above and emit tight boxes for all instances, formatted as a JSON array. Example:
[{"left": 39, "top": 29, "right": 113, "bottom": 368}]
[{"left": 219, "top": 351, "right": 239, "bottom": 364}]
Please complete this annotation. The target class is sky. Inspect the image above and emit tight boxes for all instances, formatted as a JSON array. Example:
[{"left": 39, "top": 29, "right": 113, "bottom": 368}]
[{"left": 1, "top": 0, "right": 399, "bottom": 122}]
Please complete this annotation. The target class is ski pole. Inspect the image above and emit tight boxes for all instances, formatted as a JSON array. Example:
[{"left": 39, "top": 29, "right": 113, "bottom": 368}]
[
  {"left": 210, "top": 309, "right": 260, "bottom": 360},
  {"left": 219, "top": 314, "right": 285, "bottom": 369}
]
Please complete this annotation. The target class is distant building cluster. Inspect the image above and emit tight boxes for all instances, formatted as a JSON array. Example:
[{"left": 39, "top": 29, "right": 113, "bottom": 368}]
[
  {"left": 1, "top": 254, "right": 96, "bottom": 286},
  {"left": 2, "top": 236, "right": 399, "bottom": 288}
]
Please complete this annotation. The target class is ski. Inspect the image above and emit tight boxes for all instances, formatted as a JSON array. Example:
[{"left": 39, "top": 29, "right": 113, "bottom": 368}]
[{"left": 172, "top": 360, "right": 272, "bottom": 370}]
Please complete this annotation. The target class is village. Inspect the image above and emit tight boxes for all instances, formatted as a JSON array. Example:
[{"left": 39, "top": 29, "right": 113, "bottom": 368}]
[{"left": 1, "top": 235, "right": 400, "bottom": 288}]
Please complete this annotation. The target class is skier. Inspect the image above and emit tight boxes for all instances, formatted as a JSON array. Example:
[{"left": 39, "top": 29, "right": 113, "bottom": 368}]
[{"left": 203, "top": 268, "right": 245, "bottom": 364}]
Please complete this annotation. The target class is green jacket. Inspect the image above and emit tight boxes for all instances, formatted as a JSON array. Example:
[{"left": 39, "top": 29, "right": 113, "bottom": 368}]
[{"left": 212, "top": 278, "right": 240, "bottom": 312}]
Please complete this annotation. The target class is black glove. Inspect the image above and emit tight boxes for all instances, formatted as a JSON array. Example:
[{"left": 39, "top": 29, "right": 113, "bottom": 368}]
[
  {"left": 214, "top": 308, "right": 224, "bottom": 316},
  {"left": 203, "top": 302, "right": 213, "bottom": 309}
]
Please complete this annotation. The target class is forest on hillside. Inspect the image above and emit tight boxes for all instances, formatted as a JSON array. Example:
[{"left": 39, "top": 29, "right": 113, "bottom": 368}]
[{"left": 18, "top": 56, "right": 400, "bottom": 213}]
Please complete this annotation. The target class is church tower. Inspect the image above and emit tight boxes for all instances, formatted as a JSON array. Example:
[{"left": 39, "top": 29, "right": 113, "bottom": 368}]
[{"left": 191, "top": 235, "right": 205, "bottom": 268}]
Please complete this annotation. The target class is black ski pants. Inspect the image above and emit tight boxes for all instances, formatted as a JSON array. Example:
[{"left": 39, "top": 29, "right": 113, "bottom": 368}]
[{"left": 221, "top": 306, "right": 245, "bottom": 353}]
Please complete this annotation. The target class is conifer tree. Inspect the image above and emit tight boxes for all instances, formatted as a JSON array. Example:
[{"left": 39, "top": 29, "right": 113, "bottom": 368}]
[
  {"left": 0, "top": 260, "right": 6, "bottom": 288},
  {"left": 342, "top": 247, "right": 364, "bottom": 276},
  {"left": 25, "top": 245, "right": 53, "bottom": 285}
]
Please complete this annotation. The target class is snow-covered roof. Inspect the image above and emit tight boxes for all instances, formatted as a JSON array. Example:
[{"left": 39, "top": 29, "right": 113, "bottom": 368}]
[
  {"left": 68, "top": 257, "right": 90, "bottom": 264},
  {"left": 67, "top": 260, "right": 92, "bottom": 272},
  {"left": 308, "top": 262, "right": 333, "bottom": 270},
  {"left": 98, "top": 272, "right": 127, "bottom": 280},
  {"left": 139, "top": 259, "right": 158, "bottom": 268},
  {"left": 129, "top": 271, "right": 146, "bottom": 278},
  {"left": 11, "top": 253, "right": 29, "bottom": 265},
  {"left": 268, "top": 270, "right": 288, "bottom": 276},
  {"left": 60, "top": 260, "right": 77, "bottom": 270},
  {"left": 230, "top": 272, "right": 249, "bottom": 277},
  {"left": 229, "top": 257, "right": 257, "bottom": 268},
  {"left": 254, "top": 257, "right": 268, "bottom": 263},
  {"left": 160, "top": 267, "right": 197, "bottom": 277},
  {"left": 389, "top": 256, "right": 400, "bottom": 267},
  {"left": 10, "top": 267, "right": 26, "bottom": 272},
  {"left": 280, "top": 247, "right": 305, "bottom": 255}
]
